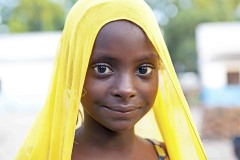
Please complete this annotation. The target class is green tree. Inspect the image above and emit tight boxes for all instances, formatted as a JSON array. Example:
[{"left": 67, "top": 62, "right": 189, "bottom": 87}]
[
  {"left": 7, "top": 0, "right": 65, "bottom": 32},
  {"left": 165, "top": 0, "right": 239, "bottom": 72},
  {"left": 147, "top": 0, "right": 240, "bottom": 72}
]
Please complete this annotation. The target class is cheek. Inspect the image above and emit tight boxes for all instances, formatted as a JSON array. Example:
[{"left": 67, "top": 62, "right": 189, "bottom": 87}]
[
  {"left": 148, "top": 87, "right": 158, "bottom": 105},
  {"left": 148, "top": 74, "right": 159, "bottom": 105},
  {"left": 143, "top": 76, "right": 159, "bottom": 105},
  {"left": 81, "top": 76, "right": 108, "bottom": 105}
]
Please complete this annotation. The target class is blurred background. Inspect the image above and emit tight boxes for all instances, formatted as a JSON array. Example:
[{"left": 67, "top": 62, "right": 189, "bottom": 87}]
[{"left": 0, "top": 0, "right": 240, "bottom": 159}]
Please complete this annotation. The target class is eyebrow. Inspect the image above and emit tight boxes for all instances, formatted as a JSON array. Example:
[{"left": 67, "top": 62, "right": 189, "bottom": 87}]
[
  {"left": 137, "top": 53, "right": 163, "bottom": 69},
  {"left": 136, "top": 53, "right": 160, "bottom": 62},
  {"left": 90, "top": 53, "right": 118, "bottom": 63},
  {"left": 91, "top": 51, "right": 159, "bottom": 61}
]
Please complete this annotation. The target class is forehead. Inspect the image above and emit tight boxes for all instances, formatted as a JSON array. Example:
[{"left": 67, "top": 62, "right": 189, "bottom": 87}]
[
  {"left": 92, "top": 20, "right": 158, "bottom": 61},
  {"left": 97, "top": 20, "right": 146, "bottom": 40}
]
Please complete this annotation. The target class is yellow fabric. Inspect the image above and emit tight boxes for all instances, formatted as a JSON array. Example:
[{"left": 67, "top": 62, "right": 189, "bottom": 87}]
[{"left": 16, "top": 0, "right": 207, "bottom": 159}]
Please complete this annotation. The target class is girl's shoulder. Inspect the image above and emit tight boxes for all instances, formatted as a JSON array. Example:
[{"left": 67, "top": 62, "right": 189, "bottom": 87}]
[{"left": 147, "top": 139, "right": 169, "bottom": 160}]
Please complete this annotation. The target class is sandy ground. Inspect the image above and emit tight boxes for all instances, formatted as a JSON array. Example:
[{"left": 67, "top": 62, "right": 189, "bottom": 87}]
[
  {"left": 191, "top": 107, "right": 237, "bottom": 160},
  {"left": 0, "top": 111, "right": 38, "bottom": 160},
  {"left": 0, "top": 107, "right": 238, "bottom": 160}
]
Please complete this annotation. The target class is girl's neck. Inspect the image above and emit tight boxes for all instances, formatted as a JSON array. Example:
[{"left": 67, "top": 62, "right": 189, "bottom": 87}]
[
  {"left": 75, "top": 117, "right": 137, "bottom": 151},
  {"left": 72, "top": 115, "right": 157, "bottom": 160}
]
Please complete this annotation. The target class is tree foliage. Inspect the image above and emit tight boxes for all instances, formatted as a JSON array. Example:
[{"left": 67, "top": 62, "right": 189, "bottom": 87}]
[
  {"left": 147, "top": 0, "right": 240, "bottom": 72},
  {"left": 7, "top": 0, "right": 65, "bottom": 32},
  {"left": 3, "top": 0, "right": 240, "bottom": 72}
]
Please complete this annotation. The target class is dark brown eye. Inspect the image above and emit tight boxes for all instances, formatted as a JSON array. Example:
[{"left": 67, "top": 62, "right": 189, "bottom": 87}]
[
  {"left": 92, "top": 63, "right": 113, "bottom": 74},
  {"left": 96, "top": 65, "right": 107, "bottom": 73},
  {"left": 138, "top": 66, "right": 148, "bottom": 74},
  {"left": 136, "top": 64, "right": 154, "bottom": 75}
]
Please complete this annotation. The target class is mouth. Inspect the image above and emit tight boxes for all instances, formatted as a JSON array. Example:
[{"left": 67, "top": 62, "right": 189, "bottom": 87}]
[{"left": 103, "top": 105, "right": 140, "bottom": 113}]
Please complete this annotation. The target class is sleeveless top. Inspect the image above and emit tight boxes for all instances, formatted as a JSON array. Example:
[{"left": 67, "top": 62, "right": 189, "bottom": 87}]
[{"left": 147, "top": 139, "right": 169, "bottom": 160}]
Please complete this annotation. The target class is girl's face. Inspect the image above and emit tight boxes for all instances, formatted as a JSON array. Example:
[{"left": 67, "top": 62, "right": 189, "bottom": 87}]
[{"left": 81, "top": 20, "right": 159, "bottom": 132}]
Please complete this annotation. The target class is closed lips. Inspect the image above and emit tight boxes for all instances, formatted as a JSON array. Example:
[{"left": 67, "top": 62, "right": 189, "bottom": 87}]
[{"left": 103, "top": 105, "right": 141, "bottom": 113}]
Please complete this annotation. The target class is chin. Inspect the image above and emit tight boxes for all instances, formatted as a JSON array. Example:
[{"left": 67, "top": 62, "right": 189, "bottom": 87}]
[{"left": 104, "top": 121, "right": 137, "bottom": 133}]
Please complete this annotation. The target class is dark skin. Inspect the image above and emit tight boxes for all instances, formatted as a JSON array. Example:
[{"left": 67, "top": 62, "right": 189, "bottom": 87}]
[{"left": 72, "top": 20, "right": 160, "bottom": 160}]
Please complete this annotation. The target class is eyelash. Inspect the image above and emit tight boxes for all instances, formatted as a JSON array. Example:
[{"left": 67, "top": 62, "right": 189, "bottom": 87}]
[
  {"left": 91, "top": 63, "right": 155, "bottom": 76},
  {"left": 91, "top": 63, "right": 113, "bottom": 75},
  {"left": 136, "top": 64, "right": 155, "bottom": 76}
]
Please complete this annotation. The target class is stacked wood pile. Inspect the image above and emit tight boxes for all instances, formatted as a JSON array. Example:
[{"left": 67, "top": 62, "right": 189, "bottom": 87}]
[{"left": 201, "top": 107, "right": 240, "bottom": 139}]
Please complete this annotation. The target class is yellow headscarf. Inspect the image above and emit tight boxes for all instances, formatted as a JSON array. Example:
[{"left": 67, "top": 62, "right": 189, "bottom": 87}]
[{"left": 16, "top": 0, "right": 206, "bottom": 159}]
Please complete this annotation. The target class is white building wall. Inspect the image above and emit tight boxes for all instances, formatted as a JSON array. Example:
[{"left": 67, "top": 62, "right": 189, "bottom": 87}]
[
  {"left": 0, "top": 32, "right": 61, "bottom": 111},
  {"left": 196, "top": 22, "right": 240, "bottom": 106},
  {"left": 196, "top": 23, "right": 240, "bottom": 59},
  {"left": 196, "top": 23, "right": 240, "bottom": 87},
  {"left": 0, "top": 61, "right": 53, "bottom": 109},
  {"left": 201, "top": 62, "right": 226, "bottom": 89}
]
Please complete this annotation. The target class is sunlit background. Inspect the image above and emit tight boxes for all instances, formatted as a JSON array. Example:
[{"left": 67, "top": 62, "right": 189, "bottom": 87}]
[{"left": 1, "top": 0, "right": 240, "bottom": 159}]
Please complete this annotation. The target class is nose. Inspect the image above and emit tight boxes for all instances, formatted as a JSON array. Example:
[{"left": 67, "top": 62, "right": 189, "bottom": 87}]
[{"left": 110, "top": 73, "right": 136, "bottom": 99}]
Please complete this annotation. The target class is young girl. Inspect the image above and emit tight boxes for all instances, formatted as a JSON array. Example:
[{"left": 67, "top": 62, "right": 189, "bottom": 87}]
[{"left": 16, "top": 0, "right": 206, "bottom": 159}]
